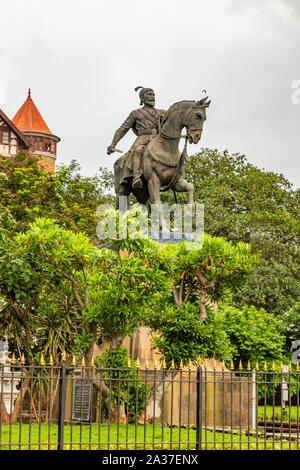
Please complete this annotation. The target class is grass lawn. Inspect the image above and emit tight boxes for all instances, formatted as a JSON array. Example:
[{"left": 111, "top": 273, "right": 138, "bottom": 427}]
[
  {"left": 258, "top": 406, "right": 299, "bottom": 422},
  {"left": 1, "top": 423, "right": 300, "bottom": 450}
]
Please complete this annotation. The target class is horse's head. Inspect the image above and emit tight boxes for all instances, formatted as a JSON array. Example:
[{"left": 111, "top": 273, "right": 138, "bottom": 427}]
[{"left": 185, "top": 96, "right": 211, "bottom": 144}]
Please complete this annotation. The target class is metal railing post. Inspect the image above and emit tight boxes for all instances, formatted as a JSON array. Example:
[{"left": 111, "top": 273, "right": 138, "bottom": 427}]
[
  {"left": 57, "top": 359, "right": 66, "bottom": 450},
  {"left": 251, "top": 370, "right": 257, "bottom": 430},
  {"left": 196, "top": 366, "right": 202, "bottom": 450}
]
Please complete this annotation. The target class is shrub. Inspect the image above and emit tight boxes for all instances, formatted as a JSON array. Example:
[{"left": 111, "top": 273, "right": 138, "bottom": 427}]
[{"left": 94, "top": 347, "right": 148, "bottom": 422}]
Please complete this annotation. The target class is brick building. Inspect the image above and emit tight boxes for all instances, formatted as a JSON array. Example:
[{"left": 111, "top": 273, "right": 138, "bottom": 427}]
[{"left": 0, "top": 89, "right": 60, "bottom": 172}]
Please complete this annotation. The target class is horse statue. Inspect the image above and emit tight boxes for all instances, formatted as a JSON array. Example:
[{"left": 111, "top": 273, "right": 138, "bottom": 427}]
[{"left": 113, "top": 96, "right": 210, "bottom": 214}]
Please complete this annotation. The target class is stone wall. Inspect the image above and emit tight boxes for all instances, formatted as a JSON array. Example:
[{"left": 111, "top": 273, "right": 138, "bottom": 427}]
[
  {"left": 93, "top": 328, "right": 254, "bottom": 429},
  {"left": 163, "top": 370, "right": 253, "bottom": 428},
  {"left": 36, "top": 154, "right": 56, "bottom": 173}
]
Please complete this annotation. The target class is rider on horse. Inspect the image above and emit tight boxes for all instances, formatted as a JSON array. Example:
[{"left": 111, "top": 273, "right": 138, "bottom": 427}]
[{"left": 107, "top": 87, "right": 166, "bottom": 189}]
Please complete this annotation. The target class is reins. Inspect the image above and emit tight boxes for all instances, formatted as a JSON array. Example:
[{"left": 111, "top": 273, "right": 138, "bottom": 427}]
[
  {"left": 156, "top": 115, "right": 189, "bottom": 196},
  {"left": 158, "top": 115, "right": 188, "bottom": 141}
]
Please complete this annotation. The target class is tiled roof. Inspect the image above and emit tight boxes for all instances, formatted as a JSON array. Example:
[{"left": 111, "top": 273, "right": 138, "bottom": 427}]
[
  {"left": 0, "top": 108, "right": 30, "bottom": 148},
  {"left": 12, "top": 89, "right": 53, "bottom": 135}
]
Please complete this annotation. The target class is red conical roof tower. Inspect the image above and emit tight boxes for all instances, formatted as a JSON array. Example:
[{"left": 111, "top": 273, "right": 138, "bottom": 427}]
[
  {"left": 12, "top": 89, "right": 60, "bottom": 172},
  {"left": 12, "top": 89, "right": 53, "bottom": 134}
]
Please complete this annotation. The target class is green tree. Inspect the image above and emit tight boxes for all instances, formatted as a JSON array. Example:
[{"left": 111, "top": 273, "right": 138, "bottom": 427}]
[
  {"left": 0, "top": 209, "right": 173, "bottom": 363},
  {"left": 169, "top": 234, "right": 259, "bottom": 323},
  {"left": 0, "top": 210, "right": 173, "bottom": 421},
  {"left": 0, "top": 207, "right": 261, "bottom": 422},
  {"left": 219, "top": 302, "right": 297, "bottom": 401},
  {"left": 94, "top": 347, "right": 148, "bottom": 423},
  {"left": 147, "top": 303, "right": 233, "bottom": 368},
  {"left": 282, "top": 301, "right": 300, "bottom": 354},
  {"left": 97, "top": 209, "right": 258, "bottom": 367},
  {"left": 219, "top": 303, "right": 287, "bottom": 369},
  {"left": 0, "top": 208, "right": 45, "bottom": 363},
  {"left": 0, "top": 153, "right": 110, "bottom": 242},
  {"left": 140, "top": 233, "right": 257, "bottom": 421},
  {"left": 161, "top": 148, "right": 300, "bottom": 315}
]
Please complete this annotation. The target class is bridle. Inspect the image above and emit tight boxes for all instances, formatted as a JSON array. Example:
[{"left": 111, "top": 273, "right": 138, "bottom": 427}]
[
  {"left": 156, "top": 116, "right": 189, "bottom": 196},
  {"left": 159, "top": 127, "right": 188, "bottom": 141},
  {"left": 157, "top": 104, "right": 203, "bottom": 142},
  {"left": 154, "top": 104, "right": 204, "bottom": 199}
]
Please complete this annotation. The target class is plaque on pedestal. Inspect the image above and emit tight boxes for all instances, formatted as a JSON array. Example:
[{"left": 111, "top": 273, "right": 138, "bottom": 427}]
[{"left": 72, "top": 379, "right": 92, "bottom": 421}]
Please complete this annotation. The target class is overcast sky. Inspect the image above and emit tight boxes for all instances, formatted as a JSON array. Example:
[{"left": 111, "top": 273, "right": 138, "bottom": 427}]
[{"left": 1, "top": 0, "right": 299, "bottom": 188}]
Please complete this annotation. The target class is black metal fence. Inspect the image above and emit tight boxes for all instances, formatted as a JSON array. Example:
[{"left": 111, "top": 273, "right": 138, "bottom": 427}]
[{"left": 0, "top": 361, "right": 299, "bottom": 450}]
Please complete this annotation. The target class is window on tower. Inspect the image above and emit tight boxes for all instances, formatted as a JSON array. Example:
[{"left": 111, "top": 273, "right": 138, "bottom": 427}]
[{"left": 35, "top": 138, "right": 42, "bottom": 151}]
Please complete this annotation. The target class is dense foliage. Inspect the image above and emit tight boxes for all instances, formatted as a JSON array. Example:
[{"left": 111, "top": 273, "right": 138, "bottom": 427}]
[
  {"left": 168, "top": 234, "right": 258, "bottom": 322},
  {"left": 0, "top": 153, "right": 110, "bottom": 242},
  {"left": 219, "top": 303, "right": 287, "bottom": 369},
  {"left": 1, "top": 149, "right": 298, "bottom": 371},
  {"left": 146, "top": 303, "right": 233, "bottom": 368},
  {"left": 161, "top": 148, "right": 300, "bottom": 315},
  {"left": 0, "top": 206, "right": 259, "bottom": 367},
  {"left": 94, "top": 346, "right": 148, "bottom": 422},
  {"left": 0, "top": 210, "right": 172, "bottom": 362},
  {"left": 282, "top": 302, "right": 300, "bottom": 354}
]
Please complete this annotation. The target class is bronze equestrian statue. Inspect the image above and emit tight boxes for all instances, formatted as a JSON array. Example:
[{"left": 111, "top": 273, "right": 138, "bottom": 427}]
[{"left": 107, "top": 87, "right": 210, "bottom": 210}]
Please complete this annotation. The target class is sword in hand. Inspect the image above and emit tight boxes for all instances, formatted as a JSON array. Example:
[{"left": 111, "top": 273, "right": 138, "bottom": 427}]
[{"left": 107, "top": 145, "right": 124, "bottom": 155}]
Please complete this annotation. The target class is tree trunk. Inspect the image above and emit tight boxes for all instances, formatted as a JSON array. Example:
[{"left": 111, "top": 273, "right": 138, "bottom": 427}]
[
  {"left": 24, "top": 322, "right": 33, "bottom": 365},
  {"left": 110, "top": 403, "right": 127, "bottom": 424},
  {"left": 138, "top": 370, "right": 176, "bottom": 423},
  {"left": 109, "top": 335, "right": 124, "bottom": 351},
  {"left": 91, "top": 335, "right": 127, "bottom": 423},
  {"left": 92, "top": 374, "right": 127, "bottom": 423},
  {"left": 84, "top": 343, "right": 95, "bottom": 368},
  {"left": 83, "top": 323, "right": 98, "bottom": 366},
  {"left": 11, "top": 370, "right": 31, "bottom": 423},
  {"left": 199, "top": 291, "right": 207, "bottom": 323},
  {"left": 0, "top": 394, "right": 10, "bottom": 424},
  {"left": 48, "top": 376, "right": 60, "bottom": 424}
]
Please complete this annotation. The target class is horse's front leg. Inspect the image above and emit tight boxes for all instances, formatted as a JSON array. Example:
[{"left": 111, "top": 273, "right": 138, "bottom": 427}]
[
  {"left": 116, "top": 193, "right": 130, "bottom": 212},
  {"left": 115, "top": 182, "right": 131, "bottom": 212},
  {"left": 147, "top": 173, "right": 167, "bottom": 231},
  {"left": 173, "top": 178, "right": 194, "bottom": 205}
]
